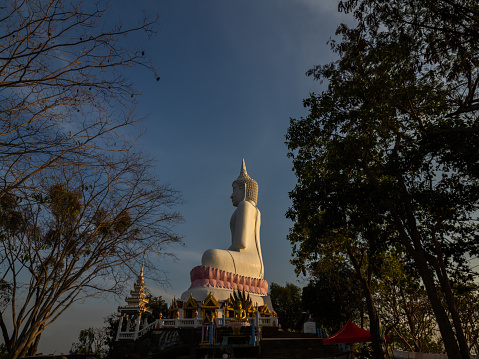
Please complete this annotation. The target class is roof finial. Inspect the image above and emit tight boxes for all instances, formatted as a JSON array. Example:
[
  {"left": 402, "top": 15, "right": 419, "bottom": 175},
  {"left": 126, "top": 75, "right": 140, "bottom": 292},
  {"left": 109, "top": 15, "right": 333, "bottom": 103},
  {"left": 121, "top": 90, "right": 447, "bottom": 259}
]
[{"left": 140, "top": 256, "right": 145, "bottom": 277}]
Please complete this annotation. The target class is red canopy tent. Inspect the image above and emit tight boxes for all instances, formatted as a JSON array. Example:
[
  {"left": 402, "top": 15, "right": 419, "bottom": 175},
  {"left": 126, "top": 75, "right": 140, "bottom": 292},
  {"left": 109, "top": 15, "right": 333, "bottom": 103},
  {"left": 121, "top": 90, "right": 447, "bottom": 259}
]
[{"left": 323, "top": 320, "right": 389, "bottom": 344}]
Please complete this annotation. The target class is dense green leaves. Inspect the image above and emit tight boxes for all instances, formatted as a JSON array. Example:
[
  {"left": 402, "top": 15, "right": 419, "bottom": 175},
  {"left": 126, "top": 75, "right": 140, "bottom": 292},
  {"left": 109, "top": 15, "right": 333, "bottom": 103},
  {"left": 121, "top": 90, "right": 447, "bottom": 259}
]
[
  {"left": 147, "top": 296, "right": 168, "bottom": 323},
  {"left": 302, "top": 263, "right": 363, "bottom": 333},
  {"left": 287, "top": 1, "right": 479, "bottom": 358},
  {"left": 70, "top": 327, "right": 108, "bottom": 358},
  {"left": 269, "top": 283, "right": 302, "bottom": 331},
  {"left": 373, "top": 251, "right": 443, "bottom": 353}
]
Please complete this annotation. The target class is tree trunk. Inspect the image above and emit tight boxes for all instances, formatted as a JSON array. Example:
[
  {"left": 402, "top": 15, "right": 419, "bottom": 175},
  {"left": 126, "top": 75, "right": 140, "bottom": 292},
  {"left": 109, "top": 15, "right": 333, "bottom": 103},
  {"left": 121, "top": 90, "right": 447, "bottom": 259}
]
[
  {"left": 416, "top": 261, "right": 465, "bottom": 358},
  {"left": 27, "top": 331, "right": 42, "bottom": 356},
  {"left": 346, "top": 245, "right": 386, "bottom": 359},
  {"left": 392, "top": 215, "right": 466, "bottom": 359},
  {"left": 361, "top": 279, "right": 386, "bottom": 359},
  {"left": 431, "top": 240, "right": 471, "bottom": 359},
  {"left": 388, "top": 180, "right": 469, "bottom": 359}
]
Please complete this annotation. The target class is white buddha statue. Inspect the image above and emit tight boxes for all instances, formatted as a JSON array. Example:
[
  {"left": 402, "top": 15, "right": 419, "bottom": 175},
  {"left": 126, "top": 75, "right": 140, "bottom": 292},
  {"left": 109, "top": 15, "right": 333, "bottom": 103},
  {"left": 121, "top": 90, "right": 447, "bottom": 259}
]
[{"left": 201, "top": 159, "right": 264, "bottom": 279}]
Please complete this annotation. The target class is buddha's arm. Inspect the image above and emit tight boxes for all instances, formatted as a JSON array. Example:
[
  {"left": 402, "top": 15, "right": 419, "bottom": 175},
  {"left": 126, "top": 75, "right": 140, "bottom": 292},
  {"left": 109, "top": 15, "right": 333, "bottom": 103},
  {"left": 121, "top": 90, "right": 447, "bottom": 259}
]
[{"left": 229, "top": 200, "right": 257, "bottom": 251}]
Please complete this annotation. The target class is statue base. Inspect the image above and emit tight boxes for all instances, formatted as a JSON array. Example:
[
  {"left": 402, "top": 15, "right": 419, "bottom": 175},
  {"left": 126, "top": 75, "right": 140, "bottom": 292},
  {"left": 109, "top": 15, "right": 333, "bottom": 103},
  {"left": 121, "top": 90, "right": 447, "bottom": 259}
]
[
  {"left": 180, "top": 266, "right": 272, "bottom": 308},
  {"left": 187, "top": 266, "right": 268, "bottom": 295}
]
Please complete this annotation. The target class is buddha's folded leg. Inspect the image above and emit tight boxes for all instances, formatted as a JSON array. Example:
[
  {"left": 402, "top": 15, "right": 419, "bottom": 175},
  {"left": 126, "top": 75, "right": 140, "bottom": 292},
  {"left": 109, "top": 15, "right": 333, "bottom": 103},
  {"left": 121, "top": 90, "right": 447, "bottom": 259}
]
[
  {"left": 228, "top": 251, "right": 262, "bottom": 279},
  {"left": 202, "top": 248, "right": 263, "bottom": 279},
  {"left": 201, "top": 248, "right": 236, "bottom": 273}
]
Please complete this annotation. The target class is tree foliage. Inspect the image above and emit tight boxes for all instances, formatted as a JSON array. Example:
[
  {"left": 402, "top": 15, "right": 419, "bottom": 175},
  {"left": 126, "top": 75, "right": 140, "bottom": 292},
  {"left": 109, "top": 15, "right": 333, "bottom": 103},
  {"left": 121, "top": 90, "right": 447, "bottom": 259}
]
[
  {"left": 0, "top": 1, "right": 182, "bottom": 358},
  {"left": 286, "top": 1, "right": 479, "bottom": 358},
  {"left": 453, "top": 283, "right": 479, "bottom": 356},
  {"left": 269, "top": 282, "right": 302, "bottom": 331},
  {"left": 0, "top": 163, "right": 181, "bottom": 359},
  {"left": 102, "top": 313, "right": 120, "bottom": 359},
  {"left": 72, "top": 296, "right": 167, "bottom": 359},
  {"left": 374, "top": 251, "right": 443, "bottom": 354},
  {"left": 147, "top": 295, "right": 168, "bottom": 322},
  {"left": 302, "top": 262, "right": 363, "bottom": 333},
  {"left": 70, "top": 327, "right": 109, "bottom": 358}
]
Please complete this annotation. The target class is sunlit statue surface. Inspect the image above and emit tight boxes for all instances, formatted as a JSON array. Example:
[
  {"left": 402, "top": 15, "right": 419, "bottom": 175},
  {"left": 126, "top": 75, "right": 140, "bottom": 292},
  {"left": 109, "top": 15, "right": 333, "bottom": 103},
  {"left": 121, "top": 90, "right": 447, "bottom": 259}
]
[
  {"left": 201, "top": 159, "right": 264, "bottom": 279},
  {"left": 181, "top": 159, "right": 268, "bottom": 303}
]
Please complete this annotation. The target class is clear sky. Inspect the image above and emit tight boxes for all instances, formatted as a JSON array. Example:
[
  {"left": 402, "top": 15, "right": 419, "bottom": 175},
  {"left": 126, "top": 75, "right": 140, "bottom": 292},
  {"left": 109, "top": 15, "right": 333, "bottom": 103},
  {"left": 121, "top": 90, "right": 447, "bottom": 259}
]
[{"left": 36, "top": 0, "right": 353, "bottom": 354}]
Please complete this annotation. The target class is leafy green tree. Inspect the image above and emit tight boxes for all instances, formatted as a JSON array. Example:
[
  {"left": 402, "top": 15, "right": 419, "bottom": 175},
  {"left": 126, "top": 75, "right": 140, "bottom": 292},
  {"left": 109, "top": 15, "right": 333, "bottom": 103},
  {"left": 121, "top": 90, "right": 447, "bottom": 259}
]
[
  {"left": 0, "top": 343, "right": 7, "bottom": 359},
  {"left": 103, "top": 314, "right": 120, "bottom": 359},
  {"left": 374, "top": 252, "right": 443, "bottom": 353},
  {"left": 287, "top": 1, "right": 479, "bottom": 358},
  {"left": 286, "top": 167, "right": 392, "bottom": 357},
  {"left": 147, "top": 295, "right": 168, "bottom": 322},
  {"left": 70, "top": 327, "right": 108, "bottom": 358},
  {"left": 76, "top": 297, "right": 167, "bottom": 359},
  {"left": 269, "top": 283, "right": 302, "bottom": 331},
  {"left": 302, "top": 262, "right": 364, "bottom": 333},
  {"left": 0, "top": 170, "right": 181, "bottom": 359},
  {"left": 453, "top": 283, "right": 479, "bottom": 355}
]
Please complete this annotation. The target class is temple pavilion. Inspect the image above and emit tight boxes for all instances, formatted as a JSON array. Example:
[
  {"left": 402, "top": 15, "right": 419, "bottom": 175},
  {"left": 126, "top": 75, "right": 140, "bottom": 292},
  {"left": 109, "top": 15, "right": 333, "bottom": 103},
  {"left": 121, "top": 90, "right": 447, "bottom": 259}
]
[
  {"left": 115, "top": 269, "right": 277, "bottom": 342},
  {"left": 116, "top": 266, "right": 152, "bottom": 340}
]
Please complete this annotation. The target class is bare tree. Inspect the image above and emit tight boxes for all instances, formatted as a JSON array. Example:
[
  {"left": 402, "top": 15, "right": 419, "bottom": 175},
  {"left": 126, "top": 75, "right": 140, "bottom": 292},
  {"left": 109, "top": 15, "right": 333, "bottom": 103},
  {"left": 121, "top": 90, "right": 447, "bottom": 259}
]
[
  {"left": 0, "top": 1, "right": 183, "bottom": 358},
  {"left": 0, "top": 0, "right": 160, "bottom": 196}
]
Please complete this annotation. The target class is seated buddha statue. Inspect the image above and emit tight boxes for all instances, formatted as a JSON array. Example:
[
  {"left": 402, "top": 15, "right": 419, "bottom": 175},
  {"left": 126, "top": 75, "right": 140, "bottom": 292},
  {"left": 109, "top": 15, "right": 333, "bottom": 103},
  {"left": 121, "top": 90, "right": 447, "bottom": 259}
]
[{"left": 201, "top": 159, "right": 264, "bottom": 279}]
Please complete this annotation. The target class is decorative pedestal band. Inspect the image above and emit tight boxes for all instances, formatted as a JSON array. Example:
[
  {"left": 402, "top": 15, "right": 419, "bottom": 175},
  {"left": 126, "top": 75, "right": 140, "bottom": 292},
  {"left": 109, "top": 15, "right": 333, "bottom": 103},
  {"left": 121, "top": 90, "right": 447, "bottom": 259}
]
[{"left": 188, "top": 266, "right": 268, "bottom": 296}]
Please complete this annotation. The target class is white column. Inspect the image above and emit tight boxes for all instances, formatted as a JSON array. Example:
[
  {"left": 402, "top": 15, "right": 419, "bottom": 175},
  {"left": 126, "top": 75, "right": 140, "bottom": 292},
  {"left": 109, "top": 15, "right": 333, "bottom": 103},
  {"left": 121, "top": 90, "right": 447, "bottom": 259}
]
[
  {"left": 134, "top": 313, "right": 142, "bottom": 340},
  {"left": 116, "top": 313, "right": 124, "bottom": 341},
  {"left": 126, "top": 315, "right": 131, "bottom": 332}
]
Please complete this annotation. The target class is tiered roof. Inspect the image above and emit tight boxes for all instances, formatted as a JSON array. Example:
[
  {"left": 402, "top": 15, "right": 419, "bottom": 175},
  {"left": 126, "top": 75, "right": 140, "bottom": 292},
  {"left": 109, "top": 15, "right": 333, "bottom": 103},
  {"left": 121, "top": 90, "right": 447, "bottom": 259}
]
[{"left": 118, "top": 266, "right": 152, "bottom": 315}]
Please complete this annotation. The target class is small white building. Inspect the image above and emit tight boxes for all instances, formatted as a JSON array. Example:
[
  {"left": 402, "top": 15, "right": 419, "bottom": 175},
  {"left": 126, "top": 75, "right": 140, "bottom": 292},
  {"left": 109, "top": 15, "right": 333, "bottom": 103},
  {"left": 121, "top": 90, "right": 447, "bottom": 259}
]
[{"left": 116, "top": 267, "right": 152, "bottom": 341}]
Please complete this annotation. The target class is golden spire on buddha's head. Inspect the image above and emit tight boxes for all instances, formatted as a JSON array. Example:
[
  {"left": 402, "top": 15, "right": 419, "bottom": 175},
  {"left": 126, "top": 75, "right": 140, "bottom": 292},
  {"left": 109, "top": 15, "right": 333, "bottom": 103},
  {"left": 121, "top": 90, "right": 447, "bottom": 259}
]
[{"left": 233, "top": 159, "right": 258, "bottom": 205}]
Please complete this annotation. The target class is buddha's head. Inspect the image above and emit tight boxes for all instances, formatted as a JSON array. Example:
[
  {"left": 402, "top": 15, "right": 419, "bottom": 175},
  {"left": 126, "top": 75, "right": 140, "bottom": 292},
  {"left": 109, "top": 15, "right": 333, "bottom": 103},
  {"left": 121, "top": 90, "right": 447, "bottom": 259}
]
[{"left": 231, "top": 159, "right": 258, "bottom": 206}]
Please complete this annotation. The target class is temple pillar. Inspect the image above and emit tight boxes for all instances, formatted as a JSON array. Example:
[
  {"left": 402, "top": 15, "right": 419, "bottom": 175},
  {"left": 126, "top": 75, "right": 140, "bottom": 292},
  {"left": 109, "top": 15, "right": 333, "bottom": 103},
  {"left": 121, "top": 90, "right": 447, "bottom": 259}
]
[
  {"left": 126, "top": 316, "right": 131, "bottom": 333},
  {"left": 250, "top": 319, "right": 256, "bottom": 346},
  {"left": 134, "top": 313, "right": 142, "bottom": 340},
  {"left": 116, "top": 314, "right": 124, "bottom": 340}
]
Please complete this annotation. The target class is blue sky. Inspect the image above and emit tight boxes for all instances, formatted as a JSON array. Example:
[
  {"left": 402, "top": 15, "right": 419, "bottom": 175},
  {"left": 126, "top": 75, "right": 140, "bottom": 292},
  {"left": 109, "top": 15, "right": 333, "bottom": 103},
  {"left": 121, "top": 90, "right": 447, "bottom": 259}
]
[{"left": 37, "top": 0, "right": 353, "bottom": 354}]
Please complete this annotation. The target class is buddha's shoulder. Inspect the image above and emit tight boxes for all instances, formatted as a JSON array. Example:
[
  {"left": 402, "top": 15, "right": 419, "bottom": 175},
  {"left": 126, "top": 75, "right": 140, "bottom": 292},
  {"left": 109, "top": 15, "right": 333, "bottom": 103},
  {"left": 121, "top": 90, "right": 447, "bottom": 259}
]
[{"left": 237, "top": 200, "right": 258, "bottom": 211}]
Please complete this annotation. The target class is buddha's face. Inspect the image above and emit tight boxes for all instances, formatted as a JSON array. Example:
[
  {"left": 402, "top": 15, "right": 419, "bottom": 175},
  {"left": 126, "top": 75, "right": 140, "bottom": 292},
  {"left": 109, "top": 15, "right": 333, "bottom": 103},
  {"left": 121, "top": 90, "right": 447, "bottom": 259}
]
[{"left": 230, "top": 182, "right": 245, "bottom": 207}]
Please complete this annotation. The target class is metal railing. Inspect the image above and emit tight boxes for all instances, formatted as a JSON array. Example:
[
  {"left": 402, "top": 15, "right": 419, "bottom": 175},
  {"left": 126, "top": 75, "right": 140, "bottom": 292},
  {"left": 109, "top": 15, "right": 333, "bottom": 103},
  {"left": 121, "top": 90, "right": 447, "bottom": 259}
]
[
  {"left": 116, "top": 315, "right": 278, "bottom": 341},
  {"left": 117, "top": 332, "right": 135, "bottom": 340}
]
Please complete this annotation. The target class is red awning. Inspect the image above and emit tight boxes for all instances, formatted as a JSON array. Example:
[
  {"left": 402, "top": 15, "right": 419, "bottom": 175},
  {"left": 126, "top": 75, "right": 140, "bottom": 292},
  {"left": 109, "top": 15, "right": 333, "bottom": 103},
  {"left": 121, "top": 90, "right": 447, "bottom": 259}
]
[{"left": 323, "top": 320, "right": 388, "bottom": 344}]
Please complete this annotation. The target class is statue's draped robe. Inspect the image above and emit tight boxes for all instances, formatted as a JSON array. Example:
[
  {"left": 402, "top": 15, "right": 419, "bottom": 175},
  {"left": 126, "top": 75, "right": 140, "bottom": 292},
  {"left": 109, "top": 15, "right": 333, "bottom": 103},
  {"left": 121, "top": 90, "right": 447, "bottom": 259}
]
[{"left": 202, "top": 200, "right": 263, "bottom": 279}]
